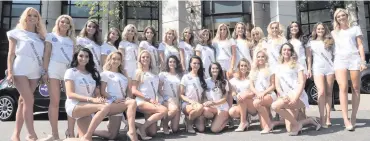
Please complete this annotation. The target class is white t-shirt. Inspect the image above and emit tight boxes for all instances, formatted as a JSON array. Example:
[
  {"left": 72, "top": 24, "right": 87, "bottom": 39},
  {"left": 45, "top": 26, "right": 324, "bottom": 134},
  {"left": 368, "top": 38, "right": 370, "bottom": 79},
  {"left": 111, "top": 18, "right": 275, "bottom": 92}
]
[
  {"left": 229, "top": 78, "right": 250, "bottom": 95},
  {"left": 158, "top": 42, "right": 180, "bottom": 62},
  {"left": 252, "top": 67, "right": 276, "bottom": 95},
  {"left": 101, "top": 71, "right": 129, "bottom": 99},
  {"left": 101, "top": 42, "right": 117, "bottom": 55},
  {"left": 139, "top": 41, "right": 160, "bottom": 68},
  {"left": 119, "top": 41, "right": 138, "bottom": 61},
  {"left": 232, "top": 38, "right": 252, "bottom": 63},
  {"left": 77, "top": 37, "right": 102, "bottom": 71},
  {"left": 332, "top": 26, "right": 362, "bottom": 56},
  {"left": 7, "top": 29, "right": 45, "bottom": 59},
  {"left": 307, "top": 40, "right": 334, "bottom": 69},
  {"left": 133, "top": 71, "right": 159, "bottom": 100},
  {"left": 180, "top": 73, "right": 204, "bottom": 102},
  {"left": 64, "top": 68, "right": 96, "bottom": 104},
  {"left": 290, "top": 39, "right": 306, "bottom": 61},
  {"left": 179, "top": 41, "right": 194, "bottom": 70},
  {"left": 45, "top": 32, "right": 74, "bottom": 64},
  {"left": 195, "top": 44, "right": 215, "bottom": 78},
  {"left": 159, "top": 72, "right": 181, "bottom": 98},
  {"left": 205, "top": 78, "right": 229, "bottom": 102},
  {"left": 212, "top": 39, "right": 236, "bottom": 61},
  {"left": 263, "top": 37, "right": 287, "bottom": 67}
]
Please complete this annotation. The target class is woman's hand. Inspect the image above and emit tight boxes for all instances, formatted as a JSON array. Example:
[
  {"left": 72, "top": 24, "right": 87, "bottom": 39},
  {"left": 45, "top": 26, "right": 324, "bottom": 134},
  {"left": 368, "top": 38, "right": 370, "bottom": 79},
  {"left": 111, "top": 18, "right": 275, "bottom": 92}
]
[
  {"left": 91, "top": 97, "right": 106, "bottom": 104},
  {"left": 6, "top": 73, "right": 14, "bottom": 85},
  {"left": 150, "top": 99, "right": 159, "bottom": 105},
  {"left": 306, "top": 70, "right": 312, "bottom": 79},
  {"left": 42, "top": 74, "right": 49, "bottom": 84},
  {"left": 360, "top": 64, "right": 367, "bottom": 72},
  {"left": 203, "top": 101, "right": 213, "bottom": 107},
  {"left": 256, "top": 92, "right": 265, "bottom": 100},
  {"left": 114, "top": 98, "right": 126, "bottom": 103}
]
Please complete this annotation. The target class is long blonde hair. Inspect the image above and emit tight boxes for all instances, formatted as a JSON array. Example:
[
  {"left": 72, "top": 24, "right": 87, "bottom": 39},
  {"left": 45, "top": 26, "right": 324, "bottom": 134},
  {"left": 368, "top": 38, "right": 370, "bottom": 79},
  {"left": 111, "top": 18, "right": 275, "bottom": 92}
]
[
  {"left": 213, "top": 23, "right": 231, "bottom": 42},
  {"left": 234, "top": 58, "right": 251, "bottom": 80},
  {"left": 250, "top": 49, "right": 270, "bottom": 81},
  {"left": 267, "top": 21, "right": 285, "bottom": 45},
  {"left": 16, "top": 7, "right": 47, "bottom": 40},
  {"left": 278, "top": 43, "right": 297, "bottom": 68},
  {"left": 163, "top": 28, "right": 179, "bottom": 49},
  {"left": 310, "top": 22, "right": 334, "bottom": 49},
  {"left": 52, "top": 15, "right": 76, "bottom": 44},
  {"left": 136, "top": 50, "right": 155, "bottom": 83},
  {"left": 180, "top": 27, "right": 194, "bottom": 46},
  {"left": 232, "top": 22, "right": 246, "bottom": 39},
  {"left": 103, "top": 51, "right": 125, "bottom": 75},
  {"left": 122, "top": 24, "right": 138, "bottom": 43},
  {"left": 333, "top": 8, "right": 353, "bottom": 32}
]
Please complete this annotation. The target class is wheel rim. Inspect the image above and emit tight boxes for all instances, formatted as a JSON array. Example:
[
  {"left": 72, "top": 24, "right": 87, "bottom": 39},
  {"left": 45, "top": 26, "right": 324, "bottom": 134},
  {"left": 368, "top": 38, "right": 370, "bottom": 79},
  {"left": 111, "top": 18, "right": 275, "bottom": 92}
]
[
  {"left": 310, "top": 85, "right": 318, "bottom": 102},
  {"left": 0, "top": 97, "right": 13, "bottom": 120},
  {"left": 361, "top": 76, "right": 370, "bottom": 93}
]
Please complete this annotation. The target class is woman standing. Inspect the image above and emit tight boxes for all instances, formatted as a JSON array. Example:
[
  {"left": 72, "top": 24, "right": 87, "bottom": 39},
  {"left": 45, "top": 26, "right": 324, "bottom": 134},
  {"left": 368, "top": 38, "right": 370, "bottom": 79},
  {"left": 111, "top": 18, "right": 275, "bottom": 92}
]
[
  {"left": 93, "top": 51, "right": 138, "bottom": 140},
  {"left": 331, "top": 8, "right": 367, "bottom": 131},
  {"left": 264, "top": 21, "right": 287, "bottom": 69},
  {"left": 159, "top": 29, "right": 180, "bottom": 71},
  {"left": 132, "top": 50, "right": 168, "bottom": 140},
  {"left": 228, "top": 59, "right": 255, "bottom": 132},
  {"left": 212, "top": 23, "right": 237, "bottom": 79},
  {"left": 179, "top": 27, "right": 195, "bottom": 72},
  {"left": 7, "top": 7, "right": 47, "bottom": 141},
  {"left": 231, "top": 22, "right": 253, "bottom": 65},
  {"left": 203, "top": 62, "right": 230, "bottom": 133},
  {"left": 195, "top": 29, "right": 215, "bottom": 78},
  {"left": 158, "top": 55, "right": 183, "bottom": 134},
  {"left": 271, "top": 43, "right": 309, "bottom": 136},
  {"left": 42, "top": 15, "right": 76, "bottom": 140},
  {"left": 77, "top": 19, "right": 103, "bottom": 72},
  {"left": 287, "top": 21, "right": 311, "bottom": 76},
  {"left": 250, "top": 27, "right": 266, "bottom": 53},
  {"left": 180, "top": 56, "right": 207, "bottom": 133},
  {"left": 119, "top": 24, "right": 139, "bottom": 79},
  {"left": 101, "top": 27, "right": 121, "bottom": 64},
  {"left": 138, "top": 26, "right": 160, "bottom": 74}
]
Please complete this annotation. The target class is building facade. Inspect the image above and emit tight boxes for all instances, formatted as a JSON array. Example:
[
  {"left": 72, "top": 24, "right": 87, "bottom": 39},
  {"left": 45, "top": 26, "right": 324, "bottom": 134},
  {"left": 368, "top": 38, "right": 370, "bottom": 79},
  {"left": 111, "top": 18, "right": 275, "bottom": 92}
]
[{"left": 0, "top": 0, "right": 369, "bottom": 77}]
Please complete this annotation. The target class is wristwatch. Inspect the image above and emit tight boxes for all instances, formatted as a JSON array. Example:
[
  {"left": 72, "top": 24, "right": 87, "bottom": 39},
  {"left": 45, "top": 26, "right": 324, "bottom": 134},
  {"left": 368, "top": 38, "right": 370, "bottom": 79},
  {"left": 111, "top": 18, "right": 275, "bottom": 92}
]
[
  {"left": 361, "top": 61, "right": 367, "bottom": 65},
  {"left": 40, "top": 69, "right": 47, "bottom": 76}
]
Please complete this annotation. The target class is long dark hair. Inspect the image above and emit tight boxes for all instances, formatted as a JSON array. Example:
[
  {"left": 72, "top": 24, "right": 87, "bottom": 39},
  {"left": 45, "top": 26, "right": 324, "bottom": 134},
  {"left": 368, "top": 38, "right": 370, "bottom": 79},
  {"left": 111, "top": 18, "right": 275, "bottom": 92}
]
[
  {"left": 165, "top": 55, "right": 183, "bottom": 77},
  {"left": 79, "top": 19, "right": 102, "bottom": 45},
  {"left": 70, "top": 46, "right": 101, "bottom": 86},
  {"left": 188, "top": 56, "right": 207, "bottom": 90},
  {"left": 208, "top": 62, "right": 227, "bottom": 95},
  {"left": 105, "top": 27, "right": 122, "bottom": 48},
  {"left": 286, "top": 21, "right": 308, "bottom": 46},
  {"left": 141, "top": 26, "right": 157, "bottom": 48}
]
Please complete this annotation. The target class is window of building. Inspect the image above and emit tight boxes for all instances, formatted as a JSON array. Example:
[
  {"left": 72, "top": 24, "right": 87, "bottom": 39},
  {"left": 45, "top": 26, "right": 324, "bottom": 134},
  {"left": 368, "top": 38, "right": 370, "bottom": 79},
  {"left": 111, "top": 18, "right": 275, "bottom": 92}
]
[
  {"left": 1, "top": 1, "right": 42, "bottom": 30},
  {"left": 124, "top": 1, "right": 160, "bottom": 41},
  {"left": 365, "top": 1, "right": 370, "bottom": 51},
  {"left": 62, "top": 0, "right": 100, "bottom": 33},
  {"left": 202, "top": 1, "right": 252, "bottom": 36}
]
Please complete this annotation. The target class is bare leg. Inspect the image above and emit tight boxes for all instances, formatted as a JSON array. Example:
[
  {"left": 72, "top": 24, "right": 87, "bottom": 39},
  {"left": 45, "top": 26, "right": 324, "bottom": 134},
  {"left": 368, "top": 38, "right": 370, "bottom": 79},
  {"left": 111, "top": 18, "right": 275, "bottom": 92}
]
[
  {"left": 325, "top": 74, "right": 335, "bottom": 126},
  {"left": 94, "top": 116, "right": 121, "bottom": 139},
  {"left": 11, "top": 97, "right": 24, "bottom": 141},
  {"left": 335, "top": 69, "right": 352, "bottom": 128},
  {"left": 314, "top": 75, "right": 326, "bottom": 126},
  {"left": 47, "top": 78, "right": 61, "bottom": 139},
  {"left": 210, "top": 110, "right": 229, "bottom": 133},
  {"left": 349, "top": 70, "right": 361, "bottom": 126},
  {"left": 194, "top": 116, "right": 205, "bottom": 132},
  {"left": 137, "top": 102, "right": 167, "bottom": 138}
]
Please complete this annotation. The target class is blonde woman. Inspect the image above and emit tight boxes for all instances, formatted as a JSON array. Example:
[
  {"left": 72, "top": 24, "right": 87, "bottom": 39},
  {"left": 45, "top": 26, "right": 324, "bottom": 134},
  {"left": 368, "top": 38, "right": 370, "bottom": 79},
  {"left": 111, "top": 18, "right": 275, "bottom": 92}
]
[
  {"left": 231, "top": 22, "right": 253, "bottom": 67},
  {"left": 228, "top": 59, "right": 255, "bottom": 132},
  {"left": 195, "top": 29, "right": 215, "bottom": 78},
  {"left": 264, "top": 21, "right": 287, "bottom": 68},
  {"left": 212, "top": 23, "right": 237, "bottom": 79},
  {"left": 7, "top": 7, "right": 47, "bottom": 141},
  {"left": 94, "top": 51, "right": 138, "bottom": 141},
  {"left": 251, "top": 27, "right": 266, "bottom": 50},
  {"left": 331, "top": 8, "right": 366, "bottom": 131},
  {"left": 306, "top": 23, "right": 335, "bottom": 128},
  {"left": 77, "top": 19, "right": 103, "bottom": 72},
  {"left": 249, "top": 49, "right": 277, "bottom": 134},
  {"left": 101, "top": 27, "right": 121, "bottom": 64},
  {"left": 138, "top": 26, "right": 160, "bottom": 74},
  {"left": 118, "top": 24, "right": 139, "bottom": 79},
  {"left": 41, "top": 15, "right": 76, "bottom": 140},
  {"left": 132, "top": 50, "right": 168, "bottom": 140},
  {"left": 159, "top": 29, "right": 180, "bottom": 71},
  {"left": 179, "top": 27, "right": 195, "bottom": 72}
]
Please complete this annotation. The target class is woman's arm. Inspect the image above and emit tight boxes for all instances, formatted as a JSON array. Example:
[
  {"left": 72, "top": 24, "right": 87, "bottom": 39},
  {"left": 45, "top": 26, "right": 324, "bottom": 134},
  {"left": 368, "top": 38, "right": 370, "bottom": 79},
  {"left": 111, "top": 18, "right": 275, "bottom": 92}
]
[
  {"left": 179, "top": 48, "right": 186, "bottom": 71},
  {"left": 131, "top": 80, "right": 147, "bottom": 99},
  {"left": 249, "top": 80, "right": 259, "bottom": 94},
  {"left": 274, "top": 75, "right": 283, "bottom": 96},
  {"left": 159, "top": 51, "right": 165, "bottom": 70},
  {"left": 100, "top": 81, "right": 109, "bottom": 98},
  {"left": 7, "top": 38, "right": 16, "bottom": 80},
  {"left": 230, "top": 45, "right": 237, "bottom": 70},
  {"left": 356, "top": 36, "right": 367, "bottom": 71},
  {"left": 195, "top": 50, "right": 201, "bottom": 57},
  {"left": 126, "top": 77, "right": 133, "bottom": 99},
  {"left": 42, "top": 42, "right": 52, "bottom": 75},
  {"left": 306, "top": 48, "right": 312, "bottom": 78},
  {"left": 292, "top": 70, "right": 305, "bottom": 100},
  {"left": 65, "top": 80, "right": 102, "bottom": 103},
  {"left": 179, "top": 85, "right": 195, "bottom": 104},
  {"left": 118, "top": 47, "right": 126, "bottom": 69},
  {"left": 101, "top": 55, "right": 108, "bottom": 66},
  {"left": 263, "top": 74, "right": 276, "bottom": 95}
]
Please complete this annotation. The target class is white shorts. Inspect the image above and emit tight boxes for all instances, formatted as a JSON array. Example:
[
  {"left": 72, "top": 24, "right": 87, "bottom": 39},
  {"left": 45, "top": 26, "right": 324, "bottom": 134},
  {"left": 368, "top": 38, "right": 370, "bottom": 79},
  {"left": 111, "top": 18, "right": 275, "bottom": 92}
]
[
  {"left": 124, "top": 61, "right": 137, "bottom": 79},
  {"left": 313, "top": 67, "right": 335, "bottom": 76},
  {"left": 48, "top": 60, "right": 69, "bottom": 80},
  {"left": 217, "top": 60, "right": 231, "bottom": 71},
  {"left": 65, "top": 99, "right": 77, "bottom": 118},
  {"left": 214, "top": 103, "right": 229, "bottom": 111},
  {"left": 334, "top": 54, "right": 361, "bottom": 71},
  {"left": 13, "top": 55, "right": 42, "bottom": 79}
]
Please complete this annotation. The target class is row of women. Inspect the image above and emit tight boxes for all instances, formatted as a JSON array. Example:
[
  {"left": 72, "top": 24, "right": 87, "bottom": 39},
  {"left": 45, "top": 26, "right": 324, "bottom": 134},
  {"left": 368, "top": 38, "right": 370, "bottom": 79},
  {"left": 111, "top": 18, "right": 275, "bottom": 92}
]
[{"left": 6, "top": 7, "right": 367, "bottom": 141}]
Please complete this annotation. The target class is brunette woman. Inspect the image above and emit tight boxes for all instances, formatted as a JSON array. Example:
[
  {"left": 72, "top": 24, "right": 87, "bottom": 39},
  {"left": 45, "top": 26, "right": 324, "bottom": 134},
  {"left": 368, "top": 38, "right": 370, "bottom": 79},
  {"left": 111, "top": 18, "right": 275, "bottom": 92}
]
[
  {"left": 231, "top": 22, "right": 253, "bottom": 65},
  {"left": 195, "top": 29, "right": 216, "bottom": 78},
  {"left": 159, "top": 29, "right": 180, "bottom": 71},
  {"left": 138, "top": 26, "right": 160, "bottom": 74},
  {"left": 101, "top": 27, "right": 121, "bottom": 64}
]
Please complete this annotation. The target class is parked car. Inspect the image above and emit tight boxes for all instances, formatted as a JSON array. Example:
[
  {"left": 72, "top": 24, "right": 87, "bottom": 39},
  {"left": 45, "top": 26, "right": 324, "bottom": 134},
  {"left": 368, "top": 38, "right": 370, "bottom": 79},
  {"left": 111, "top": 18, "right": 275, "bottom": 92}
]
[{"left": 305, "top": 64, "right": 370, "bottom": 104}]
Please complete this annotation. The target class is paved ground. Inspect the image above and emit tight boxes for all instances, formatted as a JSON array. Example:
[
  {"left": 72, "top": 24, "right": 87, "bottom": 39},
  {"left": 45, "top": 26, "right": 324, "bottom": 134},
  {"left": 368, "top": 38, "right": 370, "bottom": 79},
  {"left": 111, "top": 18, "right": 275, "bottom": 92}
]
[{"left": 1, "top": 94, "right": 370, "bottom": 141}]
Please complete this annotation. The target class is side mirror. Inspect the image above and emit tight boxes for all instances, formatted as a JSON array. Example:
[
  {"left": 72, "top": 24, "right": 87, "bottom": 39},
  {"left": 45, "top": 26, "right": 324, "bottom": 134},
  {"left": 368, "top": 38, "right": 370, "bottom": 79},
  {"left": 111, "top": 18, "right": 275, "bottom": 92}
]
[{"left": 4, "top": 69, "right": 7, "bottom": 76}]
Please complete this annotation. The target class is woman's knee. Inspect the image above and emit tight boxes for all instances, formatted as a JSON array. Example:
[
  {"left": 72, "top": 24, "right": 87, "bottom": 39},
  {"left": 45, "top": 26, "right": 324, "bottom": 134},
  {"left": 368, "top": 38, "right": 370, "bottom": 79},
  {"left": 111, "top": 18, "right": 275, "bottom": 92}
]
[
  {"left": 271, "top": 101, "right": 282, "bottom": 111},
  {"left": 158, "top": 106, "right": 168, "bottom": 116},
  {"left": 203, "top": 107, "right": 214, "bottom": 119},
  {"left": 228, "top": 108, "right": 238, "bottom": 118},
  {"left": 126, "top": 99, "right": 137, "bottom": 107},
  {"left": 210, "top": 125, "right": 222, "bottom": 133},
  {"left": 253, "top": 99, "right": 262, "bottom": 109}
]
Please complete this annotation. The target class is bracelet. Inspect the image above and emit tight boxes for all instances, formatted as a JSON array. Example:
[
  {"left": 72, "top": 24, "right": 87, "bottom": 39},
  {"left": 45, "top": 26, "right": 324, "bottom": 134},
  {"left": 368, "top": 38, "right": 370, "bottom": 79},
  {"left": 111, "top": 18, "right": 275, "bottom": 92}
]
[
  {"left": 361, "top": 61, "right": 367, "bottom": 65},
  {"left": 87, "top": 97, "right": 91, "bottom": 102}
]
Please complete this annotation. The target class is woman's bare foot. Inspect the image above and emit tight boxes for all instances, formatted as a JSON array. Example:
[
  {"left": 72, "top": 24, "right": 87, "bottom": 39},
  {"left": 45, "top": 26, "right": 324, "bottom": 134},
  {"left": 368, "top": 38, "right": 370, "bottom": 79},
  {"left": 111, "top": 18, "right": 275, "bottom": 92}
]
[
  {"left": 10, "top": 135, "right": 20, "bottom": 141},
  {"left": 25, "top": 134, "right": 38, "bottom": 141}
]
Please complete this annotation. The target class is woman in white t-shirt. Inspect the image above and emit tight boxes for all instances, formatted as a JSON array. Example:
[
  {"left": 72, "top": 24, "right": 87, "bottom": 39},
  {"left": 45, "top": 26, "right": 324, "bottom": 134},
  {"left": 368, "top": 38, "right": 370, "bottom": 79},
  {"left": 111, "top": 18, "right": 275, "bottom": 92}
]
[
  {"left": 228, "top": 59, "right": 255, "bottom": 132},
  {"left": 93, "top": 51, "right": 138, "bottom": 141},
  {"left": 41, "top": 15, "right": 76, "bottom": 140},
  {"left": 118, "top": 24, "right": 139, "bottom": 79},
  {"left": 138, "top": 26, "right": 160, "bottom": 74},
  {"left": 306, "top": 23, "right": 335, "bottom": 128},
  {"left": 195, "top": 29, "right": 215, "bottom": 78},
  {"left": 231, "top": 22, "right": 253, "bottom": 66},
  {"left": 203, "top": 62, "right": 230, "bottom": 133},
  {"left": 132, "top": 50, "right": 167, "bottom": 140},
  {"left": 77, "top": 19, "right": 103, "bottom": 72},
  {"left": 287, "top": 21, "right": 311, "bottom": 76},
  {"left": 179, "top": 27, "right": 195, "bottom": 72},
  {"left": 331, "top": 8, "right": 367, "bottom": 131},
  {"left": 159, "top": 29, "right": 180, "bottom": 71},
  {"left": 264, "top": 21, "right": 287, "bottom": 69},
  {"left": 180, "top": 56, "right": 208, "bottom": 133},
  {"left": 251, "top": 27, "right": 267, "bottom": 55},
  {"left": 7, "top": 7, "right": 47, "bottom": 141},
  {"left": 249, "top": 49, "right": 278, "bottom": 134},
  {"left": 158, "top": 55, "right": 183, "bottom": 134},
  {"left": 101, "top": 27, "right": 121, "bottom": 65}
]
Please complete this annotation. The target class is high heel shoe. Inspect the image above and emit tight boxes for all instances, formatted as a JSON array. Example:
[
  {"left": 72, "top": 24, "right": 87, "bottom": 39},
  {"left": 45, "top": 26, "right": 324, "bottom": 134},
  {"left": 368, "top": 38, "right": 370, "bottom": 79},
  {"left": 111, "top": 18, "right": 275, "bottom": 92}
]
[
  {"left": 185, "top": 119, "right": 196, "bottom": 134},
  {"left": 136, "top": 129, "right": 152, "bottom": 140},
  {"left": 65, "top": 129, "right": 73, "bottom": 138},
  {"left": 288, "top": 123, "right": 302, "bottom": 136},
  {"left": 234, "top": 122, "right": 249, "bottom": 132},
  {"left": 311, "top": 117, "right": 321, "bottom": 131},
  {"left": 126, "top": 131, "right": 139, "bottom": 141},
  {"left": 345, "top": 125, "right": 354, "bottom": 131},
  {"left": 260, "top": 123, "right": 275, "bottom": 134}
]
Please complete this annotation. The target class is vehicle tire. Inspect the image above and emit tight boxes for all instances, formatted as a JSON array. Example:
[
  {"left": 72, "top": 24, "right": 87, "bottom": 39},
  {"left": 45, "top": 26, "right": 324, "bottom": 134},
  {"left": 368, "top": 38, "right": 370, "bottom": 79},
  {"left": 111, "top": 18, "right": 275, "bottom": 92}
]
[
  {"left": 361, "top": 74, "right": 370, "bottom": 94},
  {"left": 0, "top": 95, "right": 17, "bottom": 121},
  {"left": 307, "top": 82, "right": 318, "bottom": 105}
]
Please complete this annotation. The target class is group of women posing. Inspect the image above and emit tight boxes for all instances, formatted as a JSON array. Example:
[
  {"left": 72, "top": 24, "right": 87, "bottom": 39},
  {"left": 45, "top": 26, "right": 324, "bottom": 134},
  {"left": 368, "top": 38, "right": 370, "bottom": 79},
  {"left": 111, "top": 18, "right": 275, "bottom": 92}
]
[{"left": 7, "top": 7, "right": 366, "bottom": 141}]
